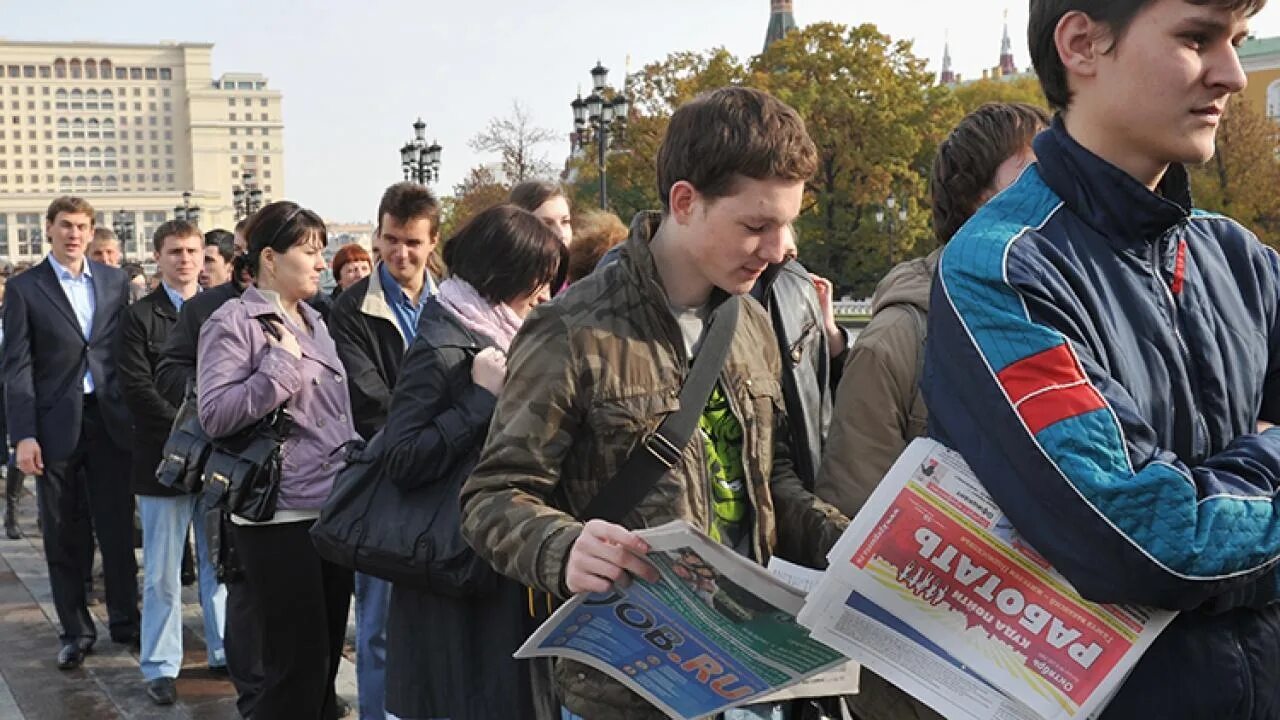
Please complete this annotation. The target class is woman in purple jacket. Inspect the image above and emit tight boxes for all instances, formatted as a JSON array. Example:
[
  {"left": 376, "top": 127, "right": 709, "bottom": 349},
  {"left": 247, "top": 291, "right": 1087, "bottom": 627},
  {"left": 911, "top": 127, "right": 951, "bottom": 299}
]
[{"left": 197, "top": 201, "right": 357, "bottom": 719}]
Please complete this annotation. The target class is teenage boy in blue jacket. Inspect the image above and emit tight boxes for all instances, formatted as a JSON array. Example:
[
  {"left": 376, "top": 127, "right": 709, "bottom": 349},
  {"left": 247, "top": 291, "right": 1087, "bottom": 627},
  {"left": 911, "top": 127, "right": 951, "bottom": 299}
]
[{"left": 924, "top": 0, "right": 1280, "bottom": 717}]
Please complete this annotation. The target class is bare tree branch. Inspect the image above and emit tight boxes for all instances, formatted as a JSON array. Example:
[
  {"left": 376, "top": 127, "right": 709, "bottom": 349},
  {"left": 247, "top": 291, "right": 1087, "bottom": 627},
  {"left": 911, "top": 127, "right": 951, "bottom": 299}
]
[{"left": 468, "top": 100, "right": 560, "bottom": 183}]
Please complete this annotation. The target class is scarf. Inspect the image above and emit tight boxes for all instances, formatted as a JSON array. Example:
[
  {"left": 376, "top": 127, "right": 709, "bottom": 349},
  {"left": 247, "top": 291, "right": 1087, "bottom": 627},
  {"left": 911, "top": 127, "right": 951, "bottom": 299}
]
[{"left": 435, "top": 277, "right": 523, "bottom": 352}]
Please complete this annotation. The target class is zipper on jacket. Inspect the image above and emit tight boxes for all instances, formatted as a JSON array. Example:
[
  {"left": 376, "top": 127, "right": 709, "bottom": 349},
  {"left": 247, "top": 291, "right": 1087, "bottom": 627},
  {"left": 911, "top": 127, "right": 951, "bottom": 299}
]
[
  {"left": 1231, "top": 627, "right": 1255, "bottom": 715},
  {"left": 1150, "top": 229, "right": 1210, "bottom": 456}
]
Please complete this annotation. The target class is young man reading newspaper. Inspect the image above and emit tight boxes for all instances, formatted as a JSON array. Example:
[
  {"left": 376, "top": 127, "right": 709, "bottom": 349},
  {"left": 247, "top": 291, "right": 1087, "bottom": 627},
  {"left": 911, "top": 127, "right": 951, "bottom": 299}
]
[
  {"left": 461, "top": 87, "right": 849, "bottom": 719},
  {"left": 924, "top": 0, "right": 1280, "bottom": 717}
]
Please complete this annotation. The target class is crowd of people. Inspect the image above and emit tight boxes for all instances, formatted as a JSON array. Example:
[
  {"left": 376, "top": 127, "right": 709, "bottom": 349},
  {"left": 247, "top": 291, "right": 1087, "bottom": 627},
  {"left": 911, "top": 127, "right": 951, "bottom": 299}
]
[{"left": 2, "top": 0, "right": 1280, "bottom": 719}]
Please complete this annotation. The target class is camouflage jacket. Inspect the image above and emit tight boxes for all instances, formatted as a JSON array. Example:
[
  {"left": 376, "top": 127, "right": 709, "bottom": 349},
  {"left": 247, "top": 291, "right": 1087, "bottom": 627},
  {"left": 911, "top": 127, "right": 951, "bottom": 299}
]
[{"left": 461, "top": 211, "right": 848, "bottom": 719}]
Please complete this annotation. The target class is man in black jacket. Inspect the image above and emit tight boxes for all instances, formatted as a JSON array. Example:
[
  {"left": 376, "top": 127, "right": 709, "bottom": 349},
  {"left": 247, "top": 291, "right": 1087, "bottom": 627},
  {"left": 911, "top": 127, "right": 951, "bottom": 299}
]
[
  {"left": 3, "top": 196, "right": 139, "bottom": 669},
  {"left": 329, "top": 182, "right": 440, "bottom": 720},
  {"left": 117, "top": 220, "right": 226, "bottom": 705}
]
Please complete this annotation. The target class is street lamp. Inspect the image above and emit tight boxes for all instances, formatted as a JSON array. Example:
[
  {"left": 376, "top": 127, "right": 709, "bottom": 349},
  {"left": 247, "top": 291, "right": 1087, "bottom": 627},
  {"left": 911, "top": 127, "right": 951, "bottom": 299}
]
[
  {"left": 113, "top": 210, "right": 135, "bottom": 260},
  {"left": 233, "top": 172, "right": 265, "bottom": 220},
  {"left": 174, "top": 191, "right": 202, "bottom": 226},
  {"left": 571, "top": 60, "right": 630, "bottom": 210},
  {"left": 875, "top": 194, "right": 910, "bottom": 266},
  {"left": 400, "top": 117, "right": 442, "bottom": 185}
]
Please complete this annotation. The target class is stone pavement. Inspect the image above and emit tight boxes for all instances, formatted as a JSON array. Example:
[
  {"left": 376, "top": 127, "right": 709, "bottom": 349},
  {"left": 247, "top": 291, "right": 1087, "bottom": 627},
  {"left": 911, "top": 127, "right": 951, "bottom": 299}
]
[{"left": 0, "top": 478, "right": 359, "bottom": 719}]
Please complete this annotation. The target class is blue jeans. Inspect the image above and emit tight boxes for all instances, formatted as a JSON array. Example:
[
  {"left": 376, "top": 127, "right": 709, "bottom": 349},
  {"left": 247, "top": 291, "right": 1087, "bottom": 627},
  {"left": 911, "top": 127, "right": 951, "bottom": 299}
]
[
  {"left": 139, "top": 494, "right": 226, "bottom": 681},
  {"left": 355, "top": 572, "right": 395, "bottom": 720}
]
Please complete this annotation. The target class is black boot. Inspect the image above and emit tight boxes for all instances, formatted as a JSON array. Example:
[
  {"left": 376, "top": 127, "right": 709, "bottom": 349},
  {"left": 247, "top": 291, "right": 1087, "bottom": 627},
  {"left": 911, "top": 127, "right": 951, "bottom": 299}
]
[{"left": 4, "top": 464, "right": 21, "bottom": 540}]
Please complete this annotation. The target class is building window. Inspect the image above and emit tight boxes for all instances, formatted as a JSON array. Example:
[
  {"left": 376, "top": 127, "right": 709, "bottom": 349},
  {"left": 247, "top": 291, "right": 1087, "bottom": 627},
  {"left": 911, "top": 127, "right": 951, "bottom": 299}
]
[
  {"left": 115, "top": 67, "right": 126, "bottom": 79},
  {"left": 260, "top": 113, "right": 268, "bottom": 121},
  {"left": 159, "top": 68, "right": 172, "bottom": 80},
  {"left": 230, "top": 141, "right": 238, "bottom": 150},
  {"left": 54, "top": 59, "right": 66, "bottom": 78},
  {"left": 130, "top": 68, "right": 142, "bottom": 80},
  {"left": 16, "top": 213, "right": 43, "bottom": 256},
  {"left": 231, "top": 156, "right": 239, "bottom": 165},
  {"left": 229, "top": 113, "right": 237, "bottom": 121},
  {"left": 1268, "top": 80, "right": 1280, "bottom": 120},
  {"left": 228, "top": 98, "right": 236, "bottom": 107},
  {"left": 145, "top": 68, "right": 158, "bottom": 80}
]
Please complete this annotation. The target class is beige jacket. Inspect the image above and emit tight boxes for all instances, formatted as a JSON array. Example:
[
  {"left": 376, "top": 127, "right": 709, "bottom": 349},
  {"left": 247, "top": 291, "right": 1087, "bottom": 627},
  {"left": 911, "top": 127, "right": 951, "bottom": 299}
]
[{"left": 816, "top": 249, "right": 939, "bottom": 518}]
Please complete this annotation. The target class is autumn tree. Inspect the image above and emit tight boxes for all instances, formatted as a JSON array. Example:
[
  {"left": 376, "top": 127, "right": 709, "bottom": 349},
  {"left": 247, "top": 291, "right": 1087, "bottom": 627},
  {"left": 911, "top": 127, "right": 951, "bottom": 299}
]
[
  {"left": 567, "top": 49, "right": 747, "bottom": 222},
  {"left": 751, "top": 23, "right": 961, "bottom": 295},
  {"left": 440, "top": 165, "right": 509, "bottom": 240},
  {"left": 469, "top": 100, "right": 560, "bottom": 184},
  {"left": 950, "top": 75, "right": 1048, "bottom": 114},
  {"left": 1189, "top": 96, "right": 1280, "bottom": 248}
]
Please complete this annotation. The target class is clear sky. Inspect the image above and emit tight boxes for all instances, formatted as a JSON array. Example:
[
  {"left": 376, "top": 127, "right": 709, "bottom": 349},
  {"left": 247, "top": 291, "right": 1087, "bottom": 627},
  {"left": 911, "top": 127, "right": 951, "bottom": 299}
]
[{"left": 3, "top": 0, "right": 1279, "bottom": 222}]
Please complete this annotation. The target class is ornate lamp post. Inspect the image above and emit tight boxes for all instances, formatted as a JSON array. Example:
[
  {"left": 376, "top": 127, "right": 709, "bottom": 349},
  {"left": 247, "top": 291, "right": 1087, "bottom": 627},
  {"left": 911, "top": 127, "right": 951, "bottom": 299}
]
[
  {"left": 571, "top": 60, "right": 629, "bottom": 210},
  {"left": 233, "top": 172, "right": 265, "bottom": 220},
  {"left": 174, "top": 191, "right": 202, "bottom": 226},
  {"left": 400, "top": 118, "right": 442, "bottom": 185},
  {"left": 875, "top": 194, "right": 910, "bottom": 266},
  {"left": 113, "top": 210, "right": 136, "bottom": 260}
]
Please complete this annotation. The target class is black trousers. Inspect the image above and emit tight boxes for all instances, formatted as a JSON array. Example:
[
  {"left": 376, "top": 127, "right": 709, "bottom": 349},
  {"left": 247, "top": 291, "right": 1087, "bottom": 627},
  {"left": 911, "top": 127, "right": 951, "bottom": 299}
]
[
  {"left": 37, "top": 397, "right": 138, "bottom": 644},
  {"left": 230, "top": 520, "right": 352, "bottom": 720},
  {"left": 219, "top": 508, "right": 264, "bottom": 718}
]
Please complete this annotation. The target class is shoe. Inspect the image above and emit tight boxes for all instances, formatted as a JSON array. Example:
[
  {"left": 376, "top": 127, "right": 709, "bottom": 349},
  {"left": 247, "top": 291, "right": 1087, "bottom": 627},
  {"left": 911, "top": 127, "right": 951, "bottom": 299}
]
[
  {"left": 111, "top": 630, "right": 141, "bottom": 649},
  {"left": 4, "top": 498, "right": 19, "bottom": 540},
  {"left": 56, "top": 641, "right": 88, "bottom": 670},
  {"left": 145, "top": 677, "right": 177, "bottom": 705}
]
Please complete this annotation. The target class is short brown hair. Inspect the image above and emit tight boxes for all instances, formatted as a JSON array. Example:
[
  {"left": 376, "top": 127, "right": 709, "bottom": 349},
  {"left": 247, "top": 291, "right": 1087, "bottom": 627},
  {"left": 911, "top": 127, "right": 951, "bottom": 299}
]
[
  {"left": 930, "top": 102, "right": 1050, "bottom": 244},
  {"left": 1030, "top": 0, "right": 1265, "bottom": 111},
  {"left": 509, "top": 180, "right": 567, "bottom": 213},
  {"left": 656, "top": 87, "right": 818, "bottom": 212},
  {"left": 567, "top": 210, "right": 628, "bottom": 284},
  {"left": 376, "top": 182, "right": 441, "bottom": 237},
  {"left": 46, "top": 196, "right": 95, "bottom": 226},
  {"left": 151, "top": 219, "right": 202, "bottom": 253},
  {"left": 92, "top": 227, "right": 118, "bottom": 244}
]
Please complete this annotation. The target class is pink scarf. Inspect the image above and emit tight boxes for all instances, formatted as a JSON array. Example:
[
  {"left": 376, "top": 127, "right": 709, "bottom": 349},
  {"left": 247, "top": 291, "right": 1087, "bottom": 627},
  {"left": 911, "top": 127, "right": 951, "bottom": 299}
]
[{"left": 435, "top": 277, "right": 523, "bottom": 352}]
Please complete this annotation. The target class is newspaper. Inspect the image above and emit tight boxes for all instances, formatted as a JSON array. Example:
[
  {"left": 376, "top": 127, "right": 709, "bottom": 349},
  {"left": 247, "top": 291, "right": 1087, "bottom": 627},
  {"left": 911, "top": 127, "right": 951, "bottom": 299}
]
[
  {"left": 516, "top": 520, "right": 849, "bottom": 720},
  {"left": 799, "top": 438, "right": 1175, "bottom": 720}
]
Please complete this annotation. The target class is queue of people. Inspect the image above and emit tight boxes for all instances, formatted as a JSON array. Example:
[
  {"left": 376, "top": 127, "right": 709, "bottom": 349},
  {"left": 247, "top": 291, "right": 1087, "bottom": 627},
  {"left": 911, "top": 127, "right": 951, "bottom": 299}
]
[{"left": 4, "top": 1, "right": 1280, "bottom": 719}]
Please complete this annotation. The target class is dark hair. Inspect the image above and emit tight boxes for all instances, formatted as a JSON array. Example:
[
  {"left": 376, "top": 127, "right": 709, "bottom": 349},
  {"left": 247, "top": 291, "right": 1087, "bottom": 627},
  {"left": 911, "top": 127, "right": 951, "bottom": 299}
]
[
  {"left": 122, "top": 262, "right": 146, "bottom": 281},
  {"left": 377, "top": 182, "right": 441, "bottom": 236},
  {"left": 509, "top": 180, "right": 567, "bottom": 213},
  {"left": 204, "top": 229, "right": 235, "bottom": 263},
  {"left": 442, "top": 205, "right": 567, "bottom": 304},
  {"left": 152, "top": 219, "right": 201, "bottom": 253},
  {"left": 377, "top": 182, "right": 443, "bottom": 276},
  {"left": 46, "top": 196, "right": 96, "bottom": 226},
  {"left": 657, "top": 87, "right": 818, "bottom": 212},
  {"left": 931, "top": 103, "right": 1050, "bottom": 244},
  {"left": 567, "top": 210, "right": 628, "bottom": 284},
  {"left": 1030, "top": 0, "right": 1266, "bottom": 110},
  {"left": 243, "top": 201, "right": 327, "bottom": 277},
  {"left": 233, "top": 217, "right": 248, "bottom": 234}
]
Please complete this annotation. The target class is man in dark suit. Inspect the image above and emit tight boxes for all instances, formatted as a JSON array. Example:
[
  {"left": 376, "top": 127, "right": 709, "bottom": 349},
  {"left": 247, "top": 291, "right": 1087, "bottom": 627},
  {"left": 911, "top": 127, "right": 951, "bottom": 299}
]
[{"left": 3, "top": 196, "right": 139, "bottom": 669}]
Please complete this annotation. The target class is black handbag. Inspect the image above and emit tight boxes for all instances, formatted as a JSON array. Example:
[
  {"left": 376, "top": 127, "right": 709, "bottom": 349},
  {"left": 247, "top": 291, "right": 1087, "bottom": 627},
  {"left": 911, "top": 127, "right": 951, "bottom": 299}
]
[
  {"left": 310, "top": 370, "right": 499, "bottom": 597},
  {"left": 201, "top": 403, "right": 293, "bottom": 523},
  {"left": 155, "top": 386, "right": 213, "bottom": 494}
]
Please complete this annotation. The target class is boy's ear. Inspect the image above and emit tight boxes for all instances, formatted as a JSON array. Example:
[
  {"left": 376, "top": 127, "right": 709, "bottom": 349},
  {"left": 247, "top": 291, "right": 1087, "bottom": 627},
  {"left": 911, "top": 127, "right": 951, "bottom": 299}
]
[
  {"left": 1056, "top": 11, "right": 1107, "bottom": 86},
  {"left": 668, "top": 181, "right": 700, "bottom": 225}
]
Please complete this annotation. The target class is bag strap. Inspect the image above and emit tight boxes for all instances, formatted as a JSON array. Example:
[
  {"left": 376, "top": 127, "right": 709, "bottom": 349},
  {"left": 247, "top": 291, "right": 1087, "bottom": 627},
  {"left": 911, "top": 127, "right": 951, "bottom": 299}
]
[{"left": 582, "top": 295, "right": 741, "bottom": 523}]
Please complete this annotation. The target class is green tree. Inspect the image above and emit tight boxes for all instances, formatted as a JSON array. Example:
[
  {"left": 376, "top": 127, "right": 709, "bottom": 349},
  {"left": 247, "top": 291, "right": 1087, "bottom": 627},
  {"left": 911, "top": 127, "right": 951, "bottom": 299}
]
[
  {"left": 752, "top": 23, "right": 961, "bottom": 295},
  {"left": 951, "top": 75, "right": 1048, "bottom": 115},
  {"left": 1189, "top": 96, "right": 1280, "bottom": 248}
]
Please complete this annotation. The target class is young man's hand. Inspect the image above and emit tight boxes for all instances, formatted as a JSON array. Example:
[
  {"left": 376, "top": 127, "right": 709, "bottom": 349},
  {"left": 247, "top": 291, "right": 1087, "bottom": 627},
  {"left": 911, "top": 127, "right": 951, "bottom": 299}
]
[{"left": 565, "top": 520, "right": 660, "bottom": 594}]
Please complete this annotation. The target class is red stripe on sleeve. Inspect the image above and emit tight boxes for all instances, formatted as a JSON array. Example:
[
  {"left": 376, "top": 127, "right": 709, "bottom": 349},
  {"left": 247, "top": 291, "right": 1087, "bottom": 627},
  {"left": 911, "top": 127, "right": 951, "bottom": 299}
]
[
  {"left": 996, "top": 343, "right": 1087, "bottom": 405},
  {"left": 1017, "top": 383, "right": 1108, "bottom": 434}
]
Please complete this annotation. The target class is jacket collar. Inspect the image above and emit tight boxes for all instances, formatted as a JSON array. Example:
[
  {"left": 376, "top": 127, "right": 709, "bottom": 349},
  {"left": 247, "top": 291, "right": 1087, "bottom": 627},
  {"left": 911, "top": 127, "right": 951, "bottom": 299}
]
[
  {"left": 147, "top": 285, "right": 179, "bottom": 320},
  {"left": 618, "top": 211, "right": 730, "bottom": 313},
  {"left": 239, "top": 284, "right": 342, "bottom": 367},
  {"left": 416, "top": 298, "right": 495, "bottom": 352},
  {"left": 1034, "top": 116, "right": 1191, "bottom": 249},
  {"left": 358, "top": 264, "right": 402, "bottom": 342}
]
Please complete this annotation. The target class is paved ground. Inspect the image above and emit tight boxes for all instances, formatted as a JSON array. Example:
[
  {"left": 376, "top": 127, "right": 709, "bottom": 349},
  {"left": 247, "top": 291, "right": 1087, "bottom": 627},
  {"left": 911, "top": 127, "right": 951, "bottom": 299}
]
[{"left": 0, "top": 478, "right": 359, "bottom": 719}]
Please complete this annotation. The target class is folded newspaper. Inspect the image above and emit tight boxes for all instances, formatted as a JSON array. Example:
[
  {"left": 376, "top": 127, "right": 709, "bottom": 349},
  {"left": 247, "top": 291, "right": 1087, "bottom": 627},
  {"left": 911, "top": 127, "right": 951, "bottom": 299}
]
[
  {"left": 798, "top": 438, "right": 1177, "bottom": 720},
  {"left": 515, "top": 520, "right": 855, "bottom": 719}
]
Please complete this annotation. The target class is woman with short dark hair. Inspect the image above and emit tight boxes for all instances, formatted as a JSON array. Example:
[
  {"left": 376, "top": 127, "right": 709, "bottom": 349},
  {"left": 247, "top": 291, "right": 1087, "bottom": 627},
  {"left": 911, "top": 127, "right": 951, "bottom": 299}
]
[
  {"left": 197, "top": 200, "right": 357, "bottom": 719},
  {"left": 382, "top": 204, "right": 566, "bottom": 720}
]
